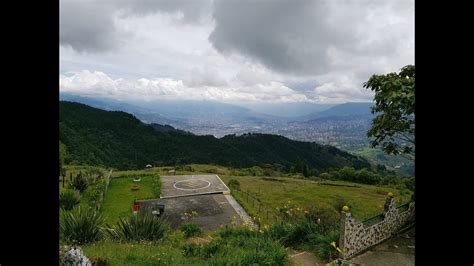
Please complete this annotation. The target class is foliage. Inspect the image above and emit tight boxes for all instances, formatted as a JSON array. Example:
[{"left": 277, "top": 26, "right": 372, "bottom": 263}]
[
  {"left": 227, "top": 179, "right": 240, "bottom": 190},
  {"left": 151, "top": 174, "right": 161, "bottom": 198},
  {"left": 60, "top": 189, "right": 81, "bottom": 210},
  {"left": 319, "top": 167, "right": 381, "bottom": 184},
  {"left": 184, "top": 226, "right": 289, "bottom": 264},
  {"left": 363, "top": 65, "right": 415, "bottom": 160},
  {"left": 59, "top": 141, "right": 67, "bottom": 176},
  {"left": 106, "top": 211, "right": 169, "bottom": 242},
  {"left": 60, "top": 206, "right": 104, "bottom": 245},
  {"left": 60, "top": 101, "right": 370, "bottom": 171},
  {"left": 180, "top": 223, "right": 203, "bottom": 238},
  {"left": 70, "top": 172, "right": 89, "bottom": 192},
  {"left": 267, "top": 206, "right": 340, "bottom": 261}
]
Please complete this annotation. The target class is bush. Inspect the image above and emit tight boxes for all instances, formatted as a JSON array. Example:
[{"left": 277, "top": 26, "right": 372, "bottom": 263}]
[
  {"left": 180, "top": 222, "right": 203, "bottom": 238},
  {"left": 182, "top": 242, "right": 201, "bottom": 257},
  {"left": 90, "top": 256, "right": 109, "bottom": 266},
  {"left": 227, "top": 179, "right": 240, "bottom": 190},
  {"left": 60, "top": 206, "right": 104, "bottom": 244},
  {"left": 308, "top": 230, "right": 340, "bottom": 261},
  {"left": 106, "top": 211, "right": 169, "bottom": 242},
  {"left": 70, "top": 172, "right": 88, "bottom": 192},
  {"left": 267, "top": 206, "right": 340, "bottom": 259},
  {"left": 151, "top": 174, "right": 161, "bottom": 197},
  {"left": 60, "top": 189, "right": 81, "bottom": 210}
]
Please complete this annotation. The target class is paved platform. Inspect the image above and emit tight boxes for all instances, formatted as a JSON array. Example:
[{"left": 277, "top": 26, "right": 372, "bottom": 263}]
[
  {"left": 160, "top": 174, "right": 230, "bottom": 198},
  {"left": 138, "top": 194, "right": 244, "bottom": 231}
]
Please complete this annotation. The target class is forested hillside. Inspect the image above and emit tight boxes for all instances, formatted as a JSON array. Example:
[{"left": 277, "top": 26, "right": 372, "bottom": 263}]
[{"left": 60, "top": 101, "right": 370, "bottom": 171}]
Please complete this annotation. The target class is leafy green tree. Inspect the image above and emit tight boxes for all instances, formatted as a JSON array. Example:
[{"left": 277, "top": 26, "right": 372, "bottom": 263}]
[
  {"left": 59, "top": 141, "right": 67, "bottom": 176},
  {"left": 363, "top": 65, "right": 415, "bottom": 160}
]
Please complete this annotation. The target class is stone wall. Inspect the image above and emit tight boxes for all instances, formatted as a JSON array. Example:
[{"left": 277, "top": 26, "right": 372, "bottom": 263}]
[{"left": 339, "top": 195, "right": 415, "bottom": 259}]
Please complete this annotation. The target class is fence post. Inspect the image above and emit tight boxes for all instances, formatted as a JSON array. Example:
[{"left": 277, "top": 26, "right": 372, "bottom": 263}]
[{"left": 339, "top": 206, "right": 351, "bottom": 259}]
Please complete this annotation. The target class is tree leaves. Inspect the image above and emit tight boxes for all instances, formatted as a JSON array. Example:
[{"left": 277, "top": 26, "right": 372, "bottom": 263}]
[{"left": 363, "top": 65, "right": 415, "bottom": 160}]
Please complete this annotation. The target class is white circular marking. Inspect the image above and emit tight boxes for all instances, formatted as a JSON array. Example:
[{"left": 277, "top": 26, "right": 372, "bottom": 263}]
[{"left": 173, "top": 179, "right": 211, "bottom": 190}]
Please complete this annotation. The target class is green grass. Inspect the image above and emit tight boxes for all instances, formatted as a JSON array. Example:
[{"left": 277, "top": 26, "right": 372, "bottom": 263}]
[
  {"left": 101, "top": 174, "right": 155, "bottom": 224},
  {"left": 82, "top": 228, "right": 289, "bottom": 266},
  {"left": 220, "top": 175, "right": 412, "bottom": 223}
]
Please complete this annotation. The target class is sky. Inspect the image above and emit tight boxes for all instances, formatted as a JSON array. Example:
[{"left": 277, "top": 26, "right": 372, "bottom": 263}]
[{"left": 59, "top": 0, "right": 414, "bottom": 104}]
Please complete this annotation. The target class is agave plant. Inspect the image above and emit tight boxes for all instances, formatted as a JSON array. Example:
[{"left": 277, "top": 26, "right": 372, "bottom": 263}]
[
  {"left": 69, "top": 172, "right": 88, "bottom": 192},
  {"left": 106, "top": 211, "right": 169, "bottom": 242},
  {"left": 60, "top": 206, "right": 104, "bottom": 244},
  {"left": 59, "top": 189, "right": 81, "bottom": 211}
]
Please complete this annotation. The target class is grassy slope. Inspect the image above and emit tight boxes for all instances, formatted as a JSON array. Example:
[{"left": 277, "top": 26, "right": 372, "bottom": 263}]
[{"left": 219, "top": 175, "right": 412, "bottom": 223}]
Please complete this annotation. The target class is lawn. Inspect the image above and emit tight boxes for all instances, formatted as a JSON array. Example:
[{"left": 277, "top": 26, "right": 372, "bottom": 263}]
[
  {"left": 101, "top": 174, "right": 155, "bottom": 224},
  {"left": 219, "top": 175, "right": 412, "bottom": 224}
]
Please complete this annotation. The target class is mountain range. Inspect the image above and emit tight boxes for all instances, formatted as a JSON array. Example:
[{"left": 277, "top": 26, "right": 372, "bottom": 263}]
[{"left": 59, "top": 101, "right": 371, "bottom": 171}]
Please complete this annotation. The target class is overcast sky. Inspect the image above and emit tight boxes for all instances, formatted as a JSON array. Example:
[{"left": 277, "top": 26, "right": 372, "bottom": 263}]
[{"left": 60, "top": 0, "right": 414, "bottom": 104}]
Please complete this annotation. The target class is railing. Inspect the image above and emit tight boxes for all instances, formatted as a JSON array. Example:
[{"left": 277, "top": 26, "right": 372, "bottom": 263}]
[
  {"left": 361, "top": 212, "right": 385, "bottom": 226},
  {"left": 395, "top": 202, "right": 410, "bottom": 212},
  {"left": 230, "top": 187, "right": 281, "bottom": 226}
]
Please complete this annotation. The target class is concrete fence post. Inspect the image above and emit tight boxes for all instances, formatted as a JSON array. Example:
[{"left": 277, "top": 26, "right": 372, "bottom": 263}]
[{"left": 339, "top": 205, "right": 350, "bottom": 259}]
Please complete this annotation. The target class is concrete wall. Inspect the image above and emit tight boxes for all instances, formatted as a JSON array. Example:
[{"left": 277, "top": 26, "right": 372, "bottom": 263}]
[{"left": 339, "top": 196, "right": 415, "bottom": 259}]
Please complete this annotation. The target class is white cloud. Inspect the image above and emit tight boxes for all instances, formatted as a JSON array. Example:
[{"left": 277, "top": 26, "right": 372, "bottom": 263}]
[
  {"left": 60, "top": 0, "right": 414, "bottom": 104},
  {"left": 60, "top": 70, "right": 311, "bottom": 103}
]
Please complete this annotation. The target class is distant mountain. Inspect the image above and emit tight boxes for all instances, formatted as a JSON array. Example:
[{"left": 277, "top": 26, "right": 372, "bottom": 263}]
[
  {"left": 237, "top": 102, "right": 336, "bottom": 118},
  {"left": 59, "top": 93, "right": 181, "bottom": 126},
  {"left": 59, "top": 101, "right": 370, "bottom": 171},
  {"left": 296, "top": 102, "right": 374, "bottom": 121}
]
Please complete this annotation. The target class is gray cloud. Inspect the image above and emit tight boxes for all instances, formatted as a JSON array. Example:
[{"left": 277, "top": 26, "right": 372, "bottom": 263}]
[
  {"left": 118, "top": 0, "right": 213, "bottom": 23},
  {"left": 209, "top": 0, "right": 413, "bottom": 76},
  {"left": 60, "top": 0, "right": 413, "bottom": 104},
  {"left": 60, "top": 1, "right": 121, "bottom": 53},
  {"left": 60, "top": 0, "right": 212, "bottom": 53}
]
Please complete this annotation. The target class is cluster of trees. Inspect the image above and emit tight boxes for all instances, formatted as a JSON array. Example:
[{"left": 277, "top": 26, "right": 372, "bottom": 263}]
[
  {"left": 319, "top": 167, "right": 382, "bottom": 185},
  {"left": 59, "top": 101, "right": 370, "bottom": 171}
]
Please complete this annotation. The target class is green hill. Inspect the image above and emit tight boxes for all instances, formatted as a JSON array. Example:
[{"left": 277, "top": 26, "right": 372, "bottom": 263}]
[{"left": 59, "top": 101, "right": 370, "bottom": 171}]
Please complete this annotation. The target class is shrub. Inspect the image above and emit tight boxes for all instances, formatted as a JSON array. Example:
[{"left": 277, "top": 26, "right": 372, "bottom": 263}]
[
  {"left": 90, "top": 256, "right": 109, "bottom": 266},
  {"left": 180, "top": 222, "right": 203, "bottom": 238},
  {"left": 182, "top": 242, "right": 201, "bottom": 257},
  {"left": 151, "top": 174, "right": 161, "bottom": 197},
  {"left": 308, "top": 230, "right": 340, "bottom": 261},
  {"left": 201, "top": 241, "right": 220, "bottom": 259},
  {"left": 227, "top": 179, "right": 240, "bottom": 190},
  {"left": 70, "top": 172, "right": 88, "bottom": 192},
  {"left": 60, "top": 189, "right": 81, "bottom": 210},
  {"left": 106, "top": 211, "right": 169, "bottom": 242},
  {"left": 60, "top": 206, "right": 104, "bottom": 244}
]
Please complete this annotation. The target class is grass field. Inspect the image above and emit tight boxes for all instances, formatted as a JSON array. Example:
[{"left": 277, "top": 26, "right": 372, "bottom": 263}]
[
  {"left": 100, "top": 174, "right": 155, "bottom": 224},
  {"left": 219, "top": 175, "right": 412, "bottom": 225}
]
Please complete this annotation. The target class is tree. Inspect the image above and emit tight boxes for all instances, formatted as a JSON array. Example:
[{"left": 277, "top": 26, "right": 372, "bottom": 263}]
[
  {"left": 363, "top": 65, "right": 415, "bottom": 160},
  {"left": 59, "top": 141, "right": 67, "bottom": 176}
]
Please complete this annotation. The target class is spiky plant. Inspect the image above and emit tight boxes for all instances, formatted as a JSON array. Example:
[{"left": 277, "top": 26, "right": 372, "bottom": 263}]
[
  {"left": 69, "top": 172, "right": 88, "bottom": 192},
  {"left": 180, "top": 222, "right": 203, "bottom": 238},
  {"left": 60, "top": 206, "right": 104, "bottom": 244},
  {"left": 59, "top": 189, "right": 81, "bottom": 211},
  {"left": 106, "top": 211, "right": 169, "bottom": 242}
]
